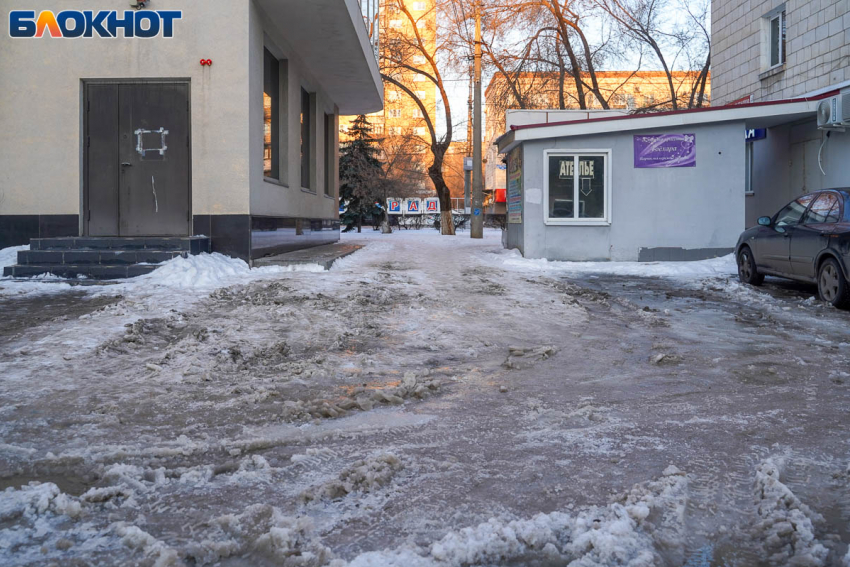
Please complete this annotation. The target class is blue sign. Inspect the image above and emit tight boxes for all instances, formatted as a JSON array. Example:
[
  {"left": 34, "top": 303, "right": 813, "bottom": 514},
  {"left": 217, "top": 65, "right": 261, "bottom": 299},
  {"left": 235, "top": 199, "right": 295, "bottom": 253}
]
[
  {"left": 474, "top": 208, "right": 481, "bottom": 216},
  {"left": 388, "top": 199, "right": 401, "bottom": 214},
  {"left": 745, "top": 128, "right": 767, "bottom": 142}
]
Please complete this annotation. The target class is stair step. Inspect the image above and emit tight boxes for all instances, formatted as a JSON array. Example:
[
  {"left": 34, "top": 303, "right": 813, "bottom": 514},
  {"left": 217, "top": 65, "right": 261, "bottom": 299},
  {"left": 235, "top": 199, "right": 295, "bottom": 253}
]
[
  {"left": 3, "top": 264, "right": 160, "bottom": 280},
  {"left": 30, "top": 236, "right": 211, "bottom": 253},
  {"left": 16, "top": 250, "right": 187, "bottom": 266}
]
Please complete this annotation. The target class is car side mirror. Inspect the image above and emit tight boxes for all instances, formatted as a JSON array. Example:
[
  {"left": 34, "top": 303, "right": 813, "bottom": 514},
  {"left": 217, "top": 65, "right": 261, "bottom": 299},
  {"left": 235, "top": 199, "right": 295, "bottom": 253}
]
[{"left": 758, "top": 216, "right": 771, "bottom": 226}]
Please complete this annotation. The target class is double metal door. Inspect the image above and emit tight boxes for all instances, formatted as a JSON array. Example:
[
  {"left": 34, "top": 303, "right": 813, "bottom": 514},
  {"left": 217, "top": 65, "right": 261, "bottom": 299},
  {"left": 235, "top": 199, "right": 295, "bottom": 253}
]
[{"left": 86, "top": 82, "right": 190, "bottom": 236}]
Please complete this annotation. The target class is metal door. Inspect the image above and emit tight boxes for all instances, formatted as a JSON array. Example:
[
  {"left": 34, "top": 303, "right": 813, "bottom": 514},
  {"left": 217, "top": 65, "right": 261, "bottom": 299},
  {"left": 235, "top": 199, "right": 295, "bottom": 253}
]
[{"left": 86, "top": 82, "right": 190, "bottom": 236}]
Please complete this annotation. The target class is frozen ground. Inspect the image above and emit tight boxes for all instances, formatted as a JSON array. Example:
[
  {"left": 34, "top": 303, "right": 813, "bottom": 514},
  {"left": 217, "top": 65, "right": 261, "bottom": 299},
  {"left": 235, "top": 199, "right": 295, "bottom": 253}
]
[{"left": 2, "top": 228, "right": 850, "bottom": 566}]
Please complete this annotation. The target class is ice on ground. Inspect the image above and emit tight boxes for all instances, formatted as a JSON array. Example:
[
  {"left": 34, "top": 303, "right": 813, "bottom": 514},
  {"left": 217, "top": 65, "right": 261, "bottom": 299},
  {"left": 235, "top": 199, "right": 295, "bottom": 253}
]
[
  {"left": 300, "top": 453, "right": 403, "bottom": 503},
  {"left": 752, "top": 457, "right": 828, "bottom": 566},
  {"left": 187, "top": 504, "right": 334, "bottom": 566}
]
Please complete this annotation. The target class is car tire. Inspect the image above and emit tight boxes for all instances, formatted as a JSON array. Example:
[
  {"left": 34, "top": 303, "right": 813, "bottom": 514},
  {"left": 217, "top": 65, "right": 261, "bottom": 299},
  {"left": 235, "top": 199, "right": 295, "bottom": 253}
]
[
  {"left": 817, "top": 258, "right": 850, "bottom": 309},
  {"left": 738, "top": 246, "right": 764, "bottom": 286}
]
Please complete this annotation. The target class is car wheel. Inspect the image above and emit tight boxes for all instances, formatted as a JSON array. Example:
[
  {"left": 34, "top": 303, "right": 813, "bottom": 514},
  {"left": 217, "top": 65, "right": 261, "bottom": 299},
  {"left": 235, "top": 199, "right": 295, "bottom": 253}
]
[
  {"left": 817, "top": 258, "right": 850, "bottom": 309},
  {"left": 738, "top": 246, "right": 764, "bottom": 286}
]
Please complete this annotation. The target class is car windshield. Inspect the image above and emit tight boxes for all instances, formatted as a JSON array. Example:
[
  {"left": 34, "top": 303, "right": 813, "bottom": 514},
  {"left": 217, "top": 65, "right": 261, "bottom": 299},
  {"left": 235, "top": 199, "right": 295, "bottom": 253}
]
[{"left": 774, "top": 194, "right": 815, "bottom": 226}]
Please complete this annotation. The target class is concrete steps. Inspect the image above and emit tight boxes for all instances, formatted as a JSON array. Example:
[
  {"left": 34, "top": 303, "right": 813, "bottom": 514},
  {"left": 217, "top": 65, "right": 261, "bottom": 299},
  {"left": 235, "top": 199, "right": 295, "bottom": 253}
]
[{"left": 3, "top": 236, "right": 210, "bottom": 280}]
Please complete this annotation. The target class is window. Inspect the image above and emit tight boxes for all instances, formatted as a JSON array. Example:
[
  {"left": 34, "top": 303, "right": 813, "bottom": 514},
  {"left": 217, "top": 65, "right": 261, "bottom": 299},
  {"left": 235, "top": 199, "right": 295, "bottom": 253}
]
[
  {"left": 324, "top": 113, "right": 334, "bottom": 197},
  {"left": 301, "top": 88, "right": 313, "bottom": 190},
  {"left": 412, "top": 2, "right": 427, "bottom": 10},
  {"left": 412, "top": 109, "right": 423, "bottom": 118},
  {"left": 416, "top": 20, "right": 426, "bottom": 29},
  {"left": 768, "top": 10, "right": 786, "bottom": 67},
  {"left": 413, "top": 74, "right": 428, "bottom": 82},
  {"left": 414, "top": 126, "right": 427, "bottom": 136},
  {"left": 415, "top": 90, "right": 428, "bottom": 99},
  {"left": 544, "top": 150, "right": 610, "bottom": 225},
  {"left": 745, "top": 143, "right": 754, "bottom": 195},
  {"left": 387, "top": 90, "right": 401, "bottom": 102},
  {"left": 263, "top": 48, "right": 280, "bottom": 179},
  {"left": 390, "top": 126, "right": 403, "bottom": 135},
  {"left": 387, "top": 108, "right": 402, "bottom": 118},
  {"left": 802, "top": 192, "right": 841, "bottom": 224},
  {"left": 413, "top": 55, "right": 427, "bottom": 65},
  {"left": 774, "top": 194, "right": 815, "bottom": 226},
  {"left": 389, "top": 19, "right": 402, "bottom": 28}
]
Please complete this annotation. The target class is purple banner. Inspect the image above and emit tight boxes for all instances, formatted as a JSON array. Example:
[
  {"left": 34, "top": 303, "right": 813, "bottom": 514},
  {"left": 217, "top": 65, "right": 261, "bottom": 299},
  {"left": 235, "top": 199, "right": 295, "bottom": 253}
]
[{"left": 633, "top": 134, "right": 696, "bottom": 168}]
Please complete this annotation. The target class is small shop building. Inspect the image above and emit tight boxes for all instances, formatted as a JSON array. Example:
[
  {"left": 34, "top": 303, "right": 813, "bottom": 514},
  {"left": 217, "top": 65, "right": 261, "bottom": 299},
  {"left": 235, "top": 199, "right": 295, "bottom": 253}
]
[
  {"left": 0, "top": 0, "right": 382, "bottom": 276},
  {"left": 496, "top": 88, "right": 850, "bottom": 262}
]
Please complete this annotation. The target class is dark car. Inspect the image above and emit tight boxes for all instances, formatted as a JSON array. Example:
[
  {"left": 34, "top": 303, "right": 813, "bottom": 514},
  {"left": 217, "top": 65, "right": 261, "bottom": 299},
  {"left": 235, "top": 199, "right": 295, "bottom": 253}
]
[{"left": 736, "top": 189, "right": 850, "bottom": 308}]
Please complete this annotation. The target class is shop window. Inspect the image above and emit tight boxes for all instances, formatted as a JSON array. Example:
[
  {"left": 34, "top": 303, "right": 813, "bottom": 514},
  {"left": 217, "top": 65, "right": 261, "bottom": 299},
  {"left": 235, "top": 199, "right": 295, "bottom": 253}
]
[
  {"left": 301, "top": 88, "right": 314, "bottom": 190},
  {"left": 263, "top": 48, "right": 280, "bottom": 180},
  {"left": 544, "top": 150, "right": 610, "bottom": 225},
  {"left": 324, "top": 113, "right": 334, "bottom": 197}
]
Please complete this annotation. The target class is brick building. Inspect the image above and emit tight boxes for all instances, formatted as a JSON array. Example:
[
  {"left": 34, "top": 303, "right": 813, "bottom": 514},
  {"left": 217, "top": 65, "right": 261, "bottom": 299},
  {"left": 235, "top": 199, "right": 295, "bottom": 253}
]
[{"left": 712, "top": 0, "right": 850, "bottom": 105}]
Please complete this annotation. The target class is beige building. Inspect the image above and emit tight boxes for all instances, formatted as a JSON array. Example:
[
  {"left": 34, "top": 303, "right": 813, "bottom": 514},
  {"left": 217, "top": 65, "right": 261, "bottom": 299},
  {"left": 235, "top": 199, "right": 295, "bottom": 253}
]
[
  {"left": 712, "top": 0, "right": 850, "bottom": 105},
  {"left": 341, "top": 0, "right": 437, "bottom": 193},
  {"left": 0, "top": 0, "right": 382, "bottom": 270},
  {"left": 485, "top": 71, "right": 711, "bottom": 195}
]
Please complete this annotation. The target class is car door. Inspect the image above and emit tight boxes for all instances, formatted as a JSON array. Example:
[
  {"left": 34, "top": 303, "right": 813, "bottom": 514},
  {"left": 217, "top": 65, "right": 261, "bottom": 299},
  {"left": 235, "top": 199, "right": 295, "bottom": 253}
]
[
  {"left": 757, "top": 194, "right": 816, "bottom": 275},
  {"left": 790, "top": 192, "right": 842, "bottom": 279}
]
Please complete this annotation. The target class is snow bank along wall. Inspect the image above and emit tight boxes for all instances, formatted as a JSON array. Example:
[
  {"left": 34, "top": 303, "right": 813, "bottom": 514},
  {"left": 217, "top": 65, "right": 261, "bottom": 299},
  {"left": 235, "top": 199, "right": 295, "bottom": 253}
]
[
  {"left": 505, "top": 121, "right": 745, "bottom": 262},
  {"left": 0, "top": 0, "right": 382, "bottom": 261}
]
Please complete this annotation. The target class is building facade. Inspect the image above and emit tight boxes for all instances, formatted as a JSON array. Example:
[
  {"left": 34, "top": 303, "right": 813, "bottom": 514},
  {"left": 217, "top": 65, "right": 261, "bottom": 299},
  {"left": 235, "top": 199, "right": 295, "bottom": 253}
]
[
  {"left": 712, "top": 0, "right": 850, "bottom": 105},
  {"left": 485, "top": 71, "right": 711, "bottom": 200},
  {"left": 0, "top": 0, "right": 382, "bottom": 262}
]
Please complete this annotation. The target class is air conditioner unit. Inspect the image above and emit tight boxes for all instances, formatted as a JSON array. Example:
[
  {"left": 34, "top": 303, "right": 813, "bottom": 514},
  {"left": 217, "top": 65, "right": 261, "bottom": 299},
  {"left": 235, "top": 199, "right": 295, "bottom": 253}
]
[{"left": 817, "top": 94, "right": 850, "bottom": 129}]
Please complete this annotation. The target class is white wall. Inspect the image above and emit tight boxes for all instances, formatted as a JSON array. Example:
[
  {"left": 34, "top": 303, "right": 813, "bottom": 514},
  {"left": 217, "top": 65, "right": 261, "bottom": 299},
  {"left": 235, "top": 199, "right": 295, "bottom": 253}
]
[
  {"left": 0, "top": 0, "right": 251, "bottom": 217},
  {"left": 247, "top": 1, "right": 339, "bottom": 220},
  {"left": 519, "top": 122, "right": 746, "bottom": 261}
]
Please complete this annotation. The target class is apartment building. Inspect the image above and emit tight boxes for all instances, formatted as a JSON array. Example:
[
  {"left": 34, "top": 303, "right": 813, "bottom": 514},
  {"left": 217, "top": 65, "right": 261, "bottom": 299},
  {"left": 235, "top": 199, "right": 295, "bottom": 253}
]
[
  {"left": 341, "top": 0, "right": 437, "bottom": 193},
  {"left": 712, "top": 0, "right": 850, "bottom": 104}
]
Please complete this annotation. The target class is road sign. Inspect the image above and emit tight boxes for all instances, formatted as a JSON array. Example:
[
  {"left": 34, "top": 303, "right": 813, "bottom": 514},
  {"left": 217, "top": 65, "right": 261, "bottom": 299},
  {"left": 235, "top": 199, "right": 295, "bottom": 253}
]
[
  {"left": 474, "top": 208, "right": 481, "bottom": 216},
  {"left": 424, "top": 197, "right": 440, "bottom": 213},
  {"left": 404, "top": 198, "right": 422, "bottom": 215},
  {"left": 463, "top": 157, "right": 473, "bottom": 171},
  {"left": 387, "top": 198, "right": 402, "bottom": 215}
]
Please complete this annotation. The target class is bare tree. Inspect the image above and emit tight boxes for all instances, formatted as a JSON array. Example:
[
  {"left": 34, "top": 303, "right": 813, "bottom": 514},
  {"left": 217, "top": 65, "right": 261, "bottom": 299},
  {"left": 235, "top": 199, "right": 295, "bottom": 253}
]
[
  {"left": 593, "top": 0, "right": 710, "bottom": 111},
  {"left": 381, "top": 0, "right": 457, "bottom": 235}
]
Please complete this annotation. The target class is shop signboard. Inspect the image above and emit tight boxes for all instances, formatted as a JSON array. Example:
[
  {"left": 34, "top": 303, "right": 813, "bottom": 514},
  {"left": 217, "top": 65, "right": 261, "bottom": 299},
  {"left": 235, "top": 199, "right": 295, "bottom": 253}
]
[
  {"left": 507, "top": 146, "right": 523, "bottom": 224},
  {"left": 633, "top": 134, "right": 696, "bottom": 168},
  {"left": 404, "top": 198, "right": 422, "bottom": 215},
  {"left": 424, "top": 198, "right": 440, "bottom": 213},
  {"left": 387, "top": 198, "right": 402, "bottom": 215}
]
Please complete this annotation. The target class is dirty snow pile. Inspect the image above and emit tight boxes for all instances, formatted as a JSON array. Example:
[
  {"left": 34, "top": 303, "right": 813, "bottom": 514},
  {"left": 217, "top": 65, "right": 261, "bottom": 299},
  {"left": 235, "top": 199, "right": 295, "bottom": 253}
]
[
  {"left": 752, "top": 457, "right": 829, "bottom": 566},
  {"left": 337, "top": 465, "right": 689, "bottom": 567},
  {"left": 493, "top": 248, "right": 736, "bottom": 279}
]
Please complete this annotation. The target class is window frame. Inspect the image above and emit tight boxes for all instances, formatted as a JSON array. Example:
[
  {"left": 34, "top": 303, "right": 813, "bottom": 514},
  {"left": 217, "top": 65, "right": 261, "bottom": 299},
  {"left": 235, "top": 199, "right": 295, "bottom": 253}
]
[
  {"left": 543, "top": 149, "right": 612, "bottom": 226},
  {"left": 802, "top": 191, "right": 842, "bottom": 225},
  {"left": 324, "top": 112, "right": 335, "bottom": 198},
  {"left": 767, "top": 9, "right": 786, "bottom": 69},
  {"left": 745, "top": 142, "right": 754, "bottom": 196},
  {"left": 263, "top": 48, "right": 280, "bottom": 181},
  {"left": 301, "top": 87, "right": 314, "bottom": 191}
]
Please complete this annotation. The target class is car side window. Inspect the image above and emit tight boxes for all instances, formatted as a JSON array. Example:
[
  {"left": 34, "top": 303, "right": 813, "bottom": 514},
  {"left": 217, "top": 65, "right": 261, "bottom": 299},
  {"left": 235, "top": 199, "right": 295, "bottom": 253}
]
[
  {"left": 774, "top": 194, "right": 816, "bottom": 226},
  {"left": 802, "top": 193, "right": 841, "bottom": 224}
]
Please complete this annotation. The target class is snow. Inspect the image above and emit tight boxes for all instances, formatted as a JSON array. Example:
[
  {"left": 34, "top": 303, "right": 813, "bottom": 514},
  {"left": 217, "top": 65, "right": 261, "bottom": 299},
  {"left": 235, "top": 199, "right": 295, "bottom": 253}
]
[
  {"left": 492, "top": 247, "right": 737, "bottom": 279},
  {"left": 2, "top": 229, "right": 849, "bottom": 566}
]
